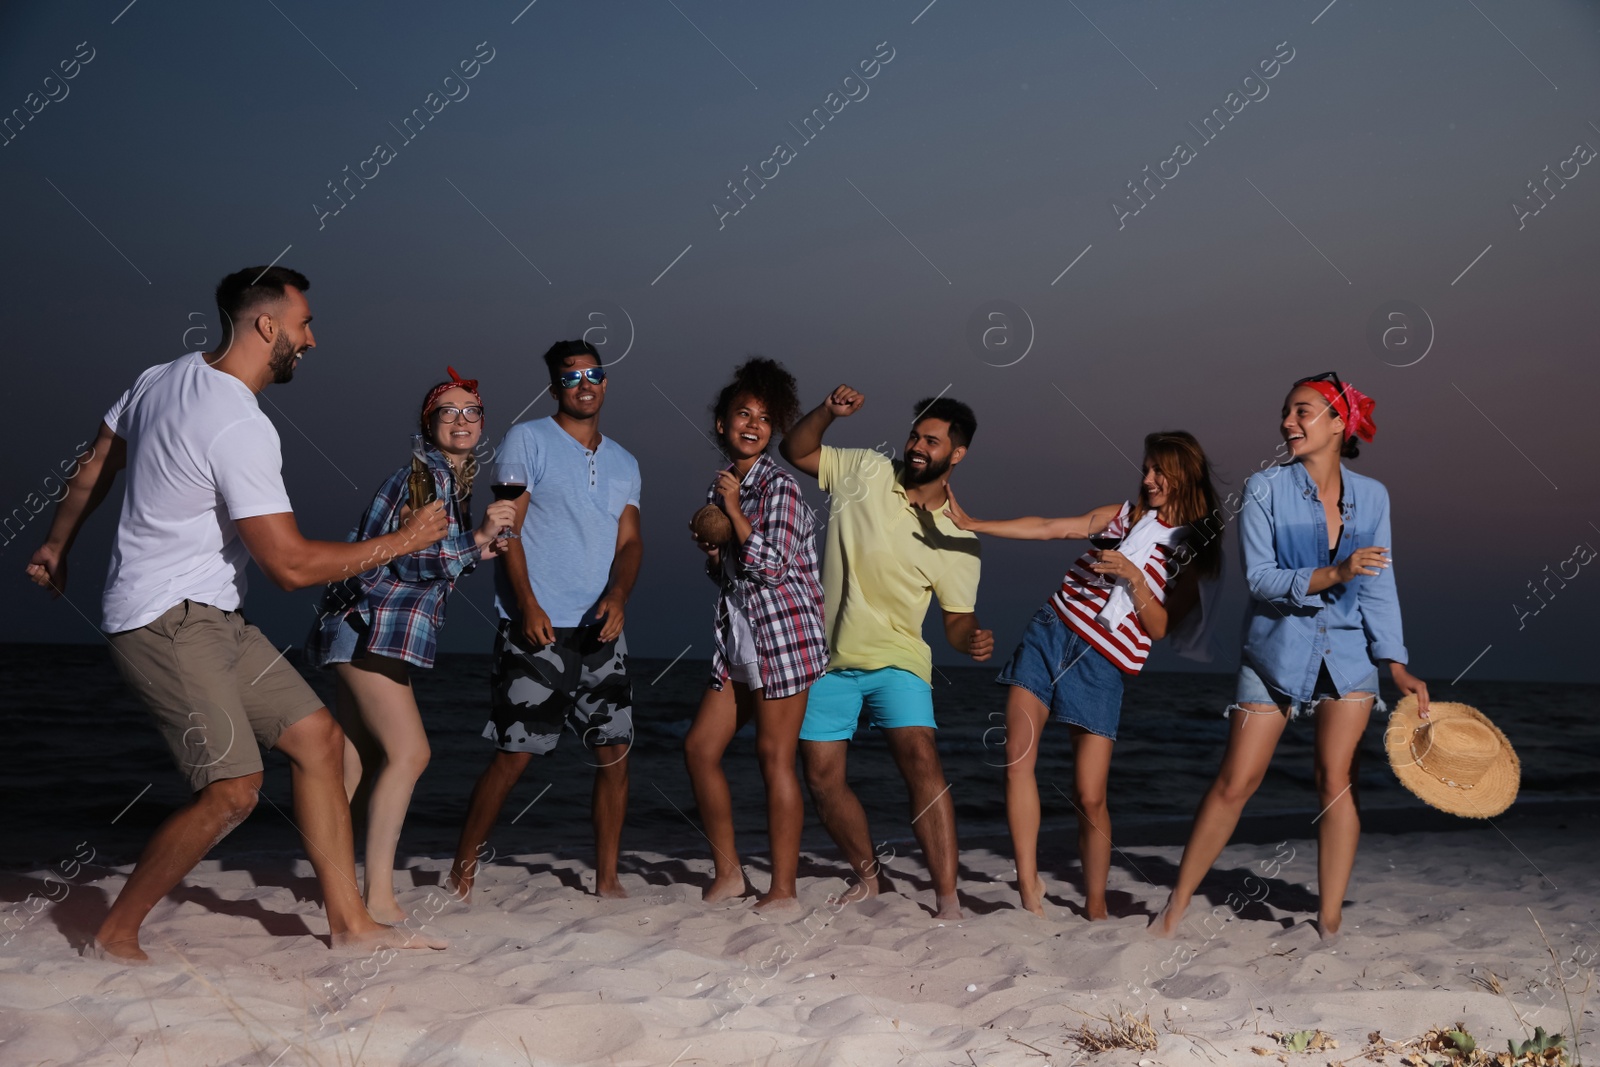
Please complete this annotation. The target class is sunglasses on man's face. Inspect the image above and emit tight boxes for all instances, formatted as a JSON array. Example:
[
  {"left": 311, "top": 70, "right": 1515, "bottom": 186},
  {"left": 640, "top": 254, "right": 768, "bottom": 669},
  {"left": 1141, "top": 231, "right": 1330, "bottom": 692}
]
[{"left": 557, "top": 367, "right": 606, "bottom": 389}]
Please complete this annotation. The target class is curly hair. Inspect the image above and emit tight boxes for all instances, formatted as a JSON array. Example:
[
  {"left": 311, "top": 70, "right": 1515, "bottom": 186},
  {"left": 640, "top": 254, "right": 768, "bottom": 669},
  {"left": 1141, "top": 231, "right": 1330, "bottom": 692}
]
[{"left": 710, "top": 357, "right": 801, "bottom": 455}]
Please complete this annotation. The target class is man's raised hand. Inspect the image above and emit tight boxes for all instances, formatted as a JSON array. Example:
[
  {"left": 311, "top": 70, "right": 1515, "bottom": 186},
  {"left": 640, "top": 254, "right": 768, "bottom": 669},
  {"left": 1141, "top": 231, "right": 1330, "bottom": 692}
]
[{"left": 826, "top": 385, "right": 865, "bottom": 418}]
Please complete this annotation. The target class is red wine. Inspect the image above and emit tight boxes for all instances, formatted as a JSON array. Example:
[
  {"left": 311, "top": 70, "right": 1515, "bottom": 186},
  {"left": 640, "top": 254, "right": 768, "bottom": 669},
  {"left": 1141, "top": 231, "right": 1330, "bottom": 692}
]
[
  {"left": 1089, "top": 535, "right": 1122, "bottom": 551},
  {"left": 491, "top": 482, "right": 526, "bottom": 501}
]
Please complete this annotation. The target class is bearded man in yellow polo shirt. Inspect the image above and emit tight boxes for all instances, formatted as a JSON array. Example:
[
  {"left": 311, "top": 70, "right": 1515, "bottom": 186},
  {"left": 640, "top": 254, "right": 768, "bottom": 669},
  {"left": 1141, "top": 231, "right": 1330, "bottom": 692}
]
[{"left": 781, "top": 384, "right": 992, "bottom": 920}]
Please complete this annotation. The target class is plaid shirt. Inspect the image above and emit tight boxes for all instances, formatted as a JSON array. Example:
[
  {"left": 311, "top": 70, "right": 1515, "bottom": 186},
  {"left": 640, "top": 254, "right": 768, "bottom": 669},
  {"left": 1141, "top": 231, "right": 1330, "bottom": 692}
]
[
  {"left": 705, "top": 453, "right": 828, "bottom": 698},
  {"left": 305, "top": 449, "right": 479, "bottom": 669}
]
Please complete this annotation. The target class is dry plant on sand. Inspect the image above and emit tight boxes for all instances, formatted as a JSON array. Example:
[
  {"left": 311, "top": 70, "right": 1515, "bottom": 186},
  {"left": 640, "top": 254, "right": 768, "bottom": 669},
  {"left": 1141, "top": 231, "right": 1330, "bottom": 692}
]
[{"left": 1070, "top": 1005, "right": 1159, "bottom": 1054}]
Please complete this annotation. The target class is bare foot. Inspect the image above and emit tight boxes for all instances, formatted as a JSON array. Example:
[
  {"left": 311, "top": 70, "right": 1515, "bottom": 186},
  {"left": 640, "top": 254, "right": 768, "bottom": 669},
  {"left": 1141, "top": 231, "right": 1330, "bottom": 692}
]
[
  {"left": 364, "top": 899, "right": 408, "bottom": 925},
  {"left": 595, "top": 876, "right": 628, "bottom": 899},
  {"left": 1316, "top": 914, "right": 1342, "bottom": 942},
  {"left": 1084, "top": 897, "right": 1109, "bottom": 922},
  {"left": 1149, "top": 897, "right": 1186, "bottom": 939},
  {"left": 332, "top": 924, "right": 449, "bottom": 953},
  {"left": 702, "top": 872, "right": 748, "bottom": 904},
  {"left": 446, "top": 869, "right": 473, "bottom": 906},
  {"left": 754, "top": 891, "right": 799, "bottom": 912},
  {"left": 933, "top": 893, "right": 964, "bottom": 920},
  {"left": 834, "top": 874, "right": 882, "bottom": 906},
  {"left": 1018, "top": 875, "right": 1046, "bottom": 917},
  {"left": 85, "top": 936, "right": 149, "bottom": 964}
]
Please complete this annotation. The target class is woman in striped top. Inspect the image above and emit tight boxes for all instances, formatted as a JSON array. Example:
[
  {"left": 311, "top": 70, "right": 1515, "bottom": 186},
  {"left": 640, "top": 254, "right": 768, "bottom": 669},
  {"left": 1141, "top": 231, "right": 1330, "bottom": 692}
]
[
  {"left": 685, "top": 358, "right": 828, "bottom": 910},
  {"left": 944, "top": 432, "right": 1222, "bottom": 917}
]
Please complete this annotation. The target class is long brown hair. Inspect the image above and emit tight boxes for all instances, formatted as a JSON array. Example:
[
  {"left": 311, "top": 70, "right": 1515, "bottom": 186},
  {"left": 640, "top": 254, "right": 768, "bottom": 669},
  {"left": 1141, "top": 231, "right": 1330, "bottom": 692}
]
[{"left": 1132, "top": 430, "right": 1222, "bottom": 579}]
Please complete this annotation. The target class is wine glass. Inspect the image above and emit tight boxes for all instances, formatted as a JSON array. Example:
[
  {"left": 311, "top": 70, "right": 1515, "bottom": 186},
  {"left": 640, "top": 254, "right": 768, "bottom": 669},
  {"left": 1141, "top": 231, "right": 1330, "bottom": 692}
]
[
  {"left": 1088, "top": 531, "right": 1122, "bottom": 588},
  {"left": 489, "top": 476, "right": 525, "bottom": 541}
]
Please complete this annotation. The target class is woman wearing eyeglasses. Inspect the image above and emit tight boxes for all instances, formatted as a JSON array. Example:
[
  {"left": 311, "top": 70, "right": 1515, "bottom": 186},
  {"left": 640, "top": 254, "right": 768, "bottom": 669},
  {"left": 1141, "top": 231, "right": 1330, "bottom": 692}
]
[
  {"left": 305, "top": 368, "right": 517, "bottom": 924},
  {"left": 1153, "top": 372, "right": 1429, "bottom": 941}
]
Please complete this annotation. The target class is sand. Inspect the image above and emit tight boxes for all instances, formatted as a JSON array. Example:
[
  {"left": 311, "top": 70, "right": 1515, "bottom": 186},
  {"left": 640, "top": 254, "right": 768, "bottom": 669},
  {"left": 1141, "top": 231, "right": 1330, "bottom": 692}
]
[{"left": 2, "top": 815, "right": 1595, "bottom": 1066}]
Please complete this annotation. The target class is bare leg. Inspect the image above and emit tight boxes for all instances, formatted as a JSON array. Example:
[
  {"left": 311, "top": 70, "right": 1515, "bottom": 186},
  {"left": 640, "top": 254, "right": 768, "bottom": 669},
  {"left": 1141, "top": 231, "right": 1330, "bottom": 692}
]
[
  {"left": 274, "top": 710, "right": 444, "bottom": 950},
  {"left": 1312, "top": 693, "right": 1373, "bottom": 939},
  {"left": 333, "top": 657, "right": 431, "bottom": 924},
  {"left": 801, "top": 739, "right": 881, "bottom": 902},
  {"left": 883, "top": 726, "right": 962, "bottom": 920},
  {"left": 1069, "top": 728, "right": 1115, "bottom": 920},
  {"left": 591, "top": 743, "right": 630, "bottom": 898},
  {"left": 683, "top": 684, "right": 751, "bottom": 901},
  {"left": 93, "top": 772, "right": 264, "bottom": 961},
  {"left": 752, "top": 688, "right": 809, "bottom": 911},
  {"left": 449, "top": 749, "right": 533, "bottom": 902},
  {"left": 1153, "top": 704, "right": 1288, "bottom": 938},
  {"left": 332, "top": 668, "right": 369, "bottom": 804},
  {"left": 1001, "top": 686, "right": 1050, "bottom": 916}
]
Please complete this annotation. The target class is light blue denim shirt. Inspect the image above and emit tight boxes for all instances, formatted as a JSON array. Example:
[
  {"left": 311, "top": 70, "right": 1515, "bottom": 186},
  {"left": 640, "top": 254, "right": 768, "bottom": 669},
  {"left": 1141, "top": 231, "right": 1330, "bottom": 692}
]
[{"left": 1238, "top": 461, "right": 1408, "bottom": 702}]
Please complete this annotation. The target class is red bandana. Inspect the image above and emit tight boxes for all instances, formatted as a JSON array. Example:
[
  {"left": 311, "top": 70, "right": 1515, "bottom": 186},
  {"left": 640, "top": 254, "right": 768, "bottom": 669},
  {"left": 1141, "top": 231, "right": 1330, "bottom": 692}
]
[
  {"left": 1302, "top": 380, "right": 1377, "bottom": 442},
  {"left": 421, "top": 367, "right": 483, "bottom": 438}
]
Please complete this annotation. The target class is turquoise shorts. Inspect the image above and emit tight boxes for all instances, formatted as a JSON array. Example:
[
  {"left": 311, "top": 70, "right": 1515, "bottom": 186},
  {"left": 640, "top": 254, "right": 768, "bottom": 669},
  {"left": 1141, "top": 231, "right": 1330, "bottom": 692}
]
[{"left": 799, "top": 667, "right": 936, "bottom": 741}]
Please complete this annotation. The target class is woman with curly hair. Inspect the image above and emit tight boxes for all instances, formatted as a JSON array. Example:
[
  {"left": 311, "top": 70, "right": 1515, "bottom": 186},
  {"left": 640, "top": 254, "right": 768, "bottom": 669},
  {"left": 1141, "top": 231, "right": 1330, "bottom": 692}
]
[{"left": 684, "top": 357, "right": 828, "bottom": 909}]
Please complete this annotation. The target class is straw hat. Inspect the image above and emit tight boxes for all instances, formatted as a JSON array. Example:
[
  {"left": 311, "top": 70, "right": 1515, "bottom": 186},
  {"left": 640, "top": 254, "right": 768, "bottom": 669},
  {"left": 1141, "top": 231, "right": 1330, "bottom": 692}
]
[{"left": 1385, "top": 695, "right": 1519, "bottom": 818}]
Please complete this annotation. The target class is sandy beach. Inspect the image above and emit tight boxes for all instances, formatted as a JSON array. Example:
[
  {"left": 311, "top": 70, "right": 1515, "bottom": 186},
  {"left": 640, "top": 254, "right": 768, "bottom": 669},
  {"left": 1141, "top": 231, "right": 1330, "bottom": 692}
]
[{"left": 4, "top": 802, "right": 1594, "bottom": 1066}]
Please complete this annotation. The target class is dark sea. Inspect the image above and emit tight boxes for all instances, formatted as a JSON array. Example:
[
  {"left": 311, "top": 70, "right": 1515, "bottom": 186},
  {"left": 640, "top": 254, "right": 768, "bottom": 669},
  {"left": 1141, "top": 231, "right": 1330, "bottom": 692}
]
[{"left": 3, "top": 643, "right": 1595, "bottom": 873}]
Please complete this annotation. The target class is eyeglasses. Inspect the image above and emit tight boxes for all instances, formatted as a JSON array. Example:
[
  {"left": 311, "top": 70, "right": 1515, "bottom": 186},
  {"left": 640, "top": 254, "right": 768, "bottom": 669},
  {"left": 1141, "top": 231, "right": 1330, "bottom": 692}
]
[
  {"left": 557, "top": 367, "right": 607, "bottom": 389},
  {"left": 433, "top": 405, "right": 484, "bottom": 423}
]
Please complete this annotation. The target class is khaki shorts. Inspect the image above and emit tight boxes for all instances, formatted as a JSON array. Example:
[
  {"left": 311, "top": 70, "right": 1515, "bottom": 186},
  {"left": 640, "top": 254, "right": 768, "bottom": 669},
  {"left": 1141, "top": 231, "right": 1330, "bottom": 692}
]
[{"left": 108, "top": 600, "right": 326, "bottom": 791}]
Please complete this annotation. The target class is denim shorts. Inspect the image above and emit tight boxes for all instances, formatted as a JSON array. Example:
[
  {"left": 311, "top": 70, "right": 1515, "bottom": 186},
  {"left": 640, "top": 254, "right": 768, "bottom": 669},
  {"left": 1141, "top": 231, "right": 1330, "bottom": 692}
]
[
  {"left": 799, "top": 667, "right": 936, "bottom": 741},
  {"left": 313, "top": 611, "right": 370, "bottom": 667},
  {"left": 995, "top": 606, "right": 1125, "bottom": 740},
  {"left": 1231, "top": 660, "right": 1384, "bottom": 721}
]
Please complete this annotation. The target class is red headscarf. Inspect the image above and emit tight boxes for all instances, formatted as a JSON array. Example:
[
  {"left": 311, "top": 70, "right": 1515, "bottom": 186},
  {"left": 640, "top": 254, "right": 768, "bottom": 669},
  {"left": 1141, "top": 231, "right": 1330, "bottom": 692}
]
[
  {"left": 420, "top": 366, "right": 482, "bottom": 440},
  {"left": 1301, "top": 379, "right": 1377, "bottom": 442}
]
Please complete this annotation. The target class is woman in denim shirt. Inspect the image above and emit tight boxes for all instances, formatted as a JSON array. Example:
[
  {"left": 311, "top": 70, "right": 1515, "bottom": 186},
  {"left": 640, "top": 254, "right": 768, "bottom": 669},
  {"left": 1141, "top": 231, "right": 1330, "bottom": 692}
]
[{"left": 1155, "top": 373, "right": 1430, "bottom": 940}]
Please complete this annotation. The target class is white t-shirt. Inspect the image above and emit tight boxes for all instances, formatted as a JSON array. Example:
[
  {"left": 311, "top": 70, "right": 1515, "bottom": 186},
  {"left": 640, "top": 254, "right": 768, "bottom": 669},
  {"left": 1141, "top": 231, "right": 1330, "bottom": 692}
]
[{"left": 100, "top": 353, "right": 294, "bottom": 632}]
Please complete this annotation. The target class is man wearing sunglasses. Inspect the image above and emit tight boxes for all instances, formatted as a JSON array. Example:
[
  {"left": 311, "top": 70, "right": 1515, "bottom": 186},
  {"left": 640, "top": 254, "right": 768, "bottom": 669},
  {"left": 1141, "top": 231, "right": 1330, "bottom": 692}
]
[{"left": 449, "top": 340, "right": 643, "bottom": 902}]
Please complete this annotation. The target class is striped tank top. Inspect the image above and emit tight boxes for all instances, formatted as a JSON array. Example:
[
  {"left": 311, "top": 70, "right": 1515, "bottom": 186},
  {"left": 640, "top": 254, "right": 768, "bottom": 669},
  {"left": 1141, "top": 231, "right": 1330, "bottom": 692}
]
[{"left": 1048, "top": 502, "right": 1175, "bottom": 674}]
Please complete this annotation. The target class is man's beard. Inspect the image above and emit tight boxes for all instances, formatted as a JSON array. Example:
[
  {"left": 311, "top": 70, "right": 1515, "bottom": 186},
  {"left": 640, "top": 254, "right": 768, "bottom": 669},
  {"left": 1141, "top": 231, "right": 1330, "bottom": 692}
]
[
  {"left": 268, "top": 334, "right": 300, "bottom": 383},
  {"left": 902, "top": 451, "right": 951, "bottom": 486}
]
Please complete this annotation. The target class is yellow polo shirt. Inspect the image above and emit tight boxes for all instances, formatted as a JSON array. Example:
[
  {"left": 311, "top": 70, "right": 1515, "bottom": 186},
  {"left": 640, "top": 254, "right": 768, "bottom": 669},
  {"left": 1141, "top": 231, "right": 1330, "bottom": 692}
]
[{"left": 818, "top": 446, "right": 981, "bottom": 684}]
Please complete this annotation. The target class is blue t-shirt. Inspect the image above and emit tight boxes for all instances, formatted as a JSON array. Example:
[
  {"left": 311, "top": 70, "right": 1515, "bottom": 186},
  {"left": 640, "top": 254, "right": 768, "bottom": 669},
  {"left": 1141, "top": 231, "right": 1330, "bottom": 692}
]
[{"left": 492, "top": 417, "right": 642, "bottom": 627}]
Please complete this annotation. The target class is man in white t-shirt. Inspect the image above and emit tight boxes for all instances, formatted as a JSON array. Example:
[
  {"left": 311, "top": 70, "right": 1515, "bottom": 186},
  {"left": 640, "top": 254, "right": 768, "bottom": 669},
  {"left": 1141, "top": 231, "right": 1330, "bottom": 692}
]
[{"left": 26, "top": 265, "right": 453, "bottom": 962}]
